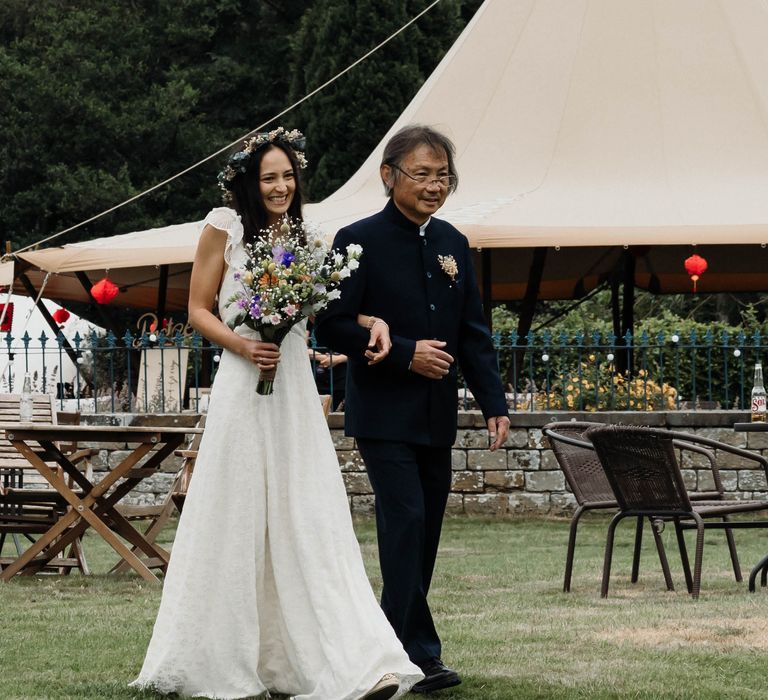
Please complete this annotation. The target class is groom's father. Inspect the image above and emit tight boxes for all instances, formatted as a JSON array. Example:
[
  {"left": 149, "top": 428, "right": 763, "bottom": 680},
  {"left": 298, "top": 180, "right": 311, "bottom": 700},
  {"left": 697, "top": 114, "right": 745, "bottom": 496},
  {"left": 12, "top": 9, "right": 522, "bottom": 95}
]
[{"left": 315, "top": 125, "right": 509, "bottom": 694}]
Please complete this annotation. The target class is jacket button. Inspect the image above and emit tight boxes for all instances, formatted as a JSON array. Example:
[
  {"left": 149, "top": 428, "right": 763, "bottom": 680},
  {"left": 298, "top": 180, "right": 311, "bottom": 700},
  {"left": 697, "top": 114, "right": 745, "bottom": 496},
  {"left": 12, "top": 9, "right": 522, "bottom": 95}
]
[
  {"left": 429, "top": 304, "right": 436, "bottom": 311},
  {"left": 426, "top": 271, "right": 432, "bottom": 278}
]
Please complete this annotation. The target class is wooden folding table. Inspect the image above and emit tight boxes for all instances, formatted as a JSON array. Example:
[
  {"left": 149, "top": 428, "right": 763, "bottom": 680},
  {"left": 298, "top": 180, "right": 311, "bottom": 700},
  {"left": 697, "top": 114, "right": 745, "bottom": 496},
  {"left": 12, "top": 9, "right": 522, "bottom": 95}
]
[{"left": 0, "top": 424, "right": 201, "bottom": 584}]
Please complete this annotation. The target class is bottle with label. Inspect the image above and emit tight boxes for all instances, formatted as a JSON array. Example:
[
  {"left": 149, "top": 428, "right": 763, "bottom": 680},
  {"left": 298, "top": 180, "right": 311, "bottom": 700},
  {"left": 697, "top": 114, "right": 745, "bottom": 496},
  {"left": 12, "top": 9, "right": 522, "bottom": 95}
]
[
  {"left": 19, "top": 372, "right": 34, "bottom": 422},
  {"left": 751, "top": 362, "right": 767, "bottom": 423}
]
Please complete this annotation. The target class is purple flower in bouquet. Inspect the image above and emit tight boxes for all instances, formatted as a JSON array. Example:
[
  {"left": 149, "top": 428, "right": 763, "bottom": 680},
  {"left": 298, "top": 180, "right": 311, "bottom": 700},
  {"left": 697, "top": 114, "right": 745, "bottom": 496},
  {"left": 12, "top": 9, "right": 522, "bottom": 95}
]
[
  {"left": 272, "top": 245, "right": 295, "bottom": 267},
  {"left": 249, "top": 295, "right": 263, "bottom": 319}
]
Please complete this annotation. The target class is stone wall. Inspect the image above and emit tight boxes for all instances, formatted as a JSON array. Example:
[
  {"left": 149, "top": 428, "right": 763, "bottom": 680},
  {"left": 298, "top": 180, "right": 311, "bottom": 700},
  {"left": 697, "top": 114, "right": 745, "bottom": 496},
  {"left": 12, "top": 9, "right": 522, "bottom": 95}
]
[{"left": 80, "top": 410, "right": 768, "bottom": 516}]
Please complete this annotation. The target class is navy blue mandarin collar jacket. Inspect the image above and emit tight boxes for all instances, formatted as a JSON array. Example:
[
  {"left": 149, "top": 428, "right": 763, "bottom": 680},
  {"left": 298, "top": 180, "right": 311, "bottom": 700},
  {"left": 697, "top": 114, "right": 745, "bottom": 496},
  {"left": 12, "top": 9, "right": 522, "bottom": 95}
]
[{"left": 314, "top": 199, "right": 508, "bottom": 447}]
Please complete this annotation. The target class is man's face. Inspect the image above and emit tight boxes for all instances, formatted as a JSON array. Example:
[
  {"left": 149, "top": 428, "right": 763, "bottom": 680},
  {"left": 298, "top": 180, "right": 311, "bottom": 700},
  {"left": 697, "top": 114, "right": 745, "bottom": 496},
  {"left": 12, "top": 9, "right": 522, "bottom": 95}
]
[{"left": 382, "top": 144, "right": 450, "bottom": 225}]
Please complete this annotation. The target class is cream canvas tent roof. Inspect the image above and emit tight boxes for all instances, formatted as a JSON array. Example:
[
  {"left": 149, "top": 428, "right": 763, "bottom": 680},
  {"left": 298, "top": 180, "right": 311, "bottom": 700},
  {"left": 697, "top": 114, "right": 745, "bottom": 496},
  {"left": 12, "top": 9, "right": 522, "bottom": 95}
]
[
  {"left": 303, "top": 0, "right": 768, "bottom": 298},
  {"left": 306, "top": 0, "right": 768, "bottom": 247},
  {"left": 16, "top": 220, "right": 203, "bottom": 311},
  {"left": 15, "top": 0, "right": 768, "bottom": 305}
]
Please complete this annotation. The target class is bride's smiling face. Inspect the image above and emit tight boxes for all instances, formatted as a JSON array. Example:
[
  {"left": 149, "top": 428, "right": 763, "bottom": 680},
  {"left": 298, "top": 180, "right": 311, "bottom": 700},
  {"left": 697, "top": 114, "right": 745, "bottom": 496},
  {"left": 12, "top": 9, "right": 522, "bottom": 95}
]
[{"left": 259, "top": 147, "right": 296, "bottom": 225}]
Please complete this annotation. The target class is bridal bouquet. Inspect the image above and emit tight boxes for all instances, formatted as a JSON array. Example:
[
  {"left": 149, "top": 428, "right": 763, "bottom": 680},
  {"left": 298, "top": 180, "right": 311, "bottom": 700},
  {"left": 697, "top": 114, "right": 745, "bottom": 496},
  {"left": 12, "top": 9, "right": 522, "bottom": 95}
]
[{"left": 225, "top": 217, "right": 362, "bottom": 395}]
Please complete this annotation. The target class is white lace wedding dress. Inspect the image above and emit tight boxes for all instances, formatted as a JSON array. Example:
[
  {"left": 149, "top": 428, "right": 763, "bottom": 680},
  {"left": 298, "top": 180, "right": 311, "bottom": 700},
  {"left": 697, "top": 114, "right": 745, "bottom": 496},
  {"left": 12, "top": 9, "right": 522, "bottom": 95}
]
[{"left": 131, "top": 208, "right": 422, "bottom": 699}]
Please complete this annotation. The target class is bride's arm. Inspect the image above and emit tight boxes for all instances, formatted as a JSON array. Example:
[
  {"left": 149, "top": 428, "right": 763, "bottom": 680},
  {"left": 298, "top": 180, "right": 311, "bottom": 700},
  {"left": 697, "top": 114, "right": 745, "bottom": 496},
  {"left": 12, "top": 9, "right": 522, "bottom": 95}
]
[
  {"left": 356, "top": 314, "right": 392, "bottom": 365},
  {"left": 188, "top": 224, "right": 279, "bottom": 371}
]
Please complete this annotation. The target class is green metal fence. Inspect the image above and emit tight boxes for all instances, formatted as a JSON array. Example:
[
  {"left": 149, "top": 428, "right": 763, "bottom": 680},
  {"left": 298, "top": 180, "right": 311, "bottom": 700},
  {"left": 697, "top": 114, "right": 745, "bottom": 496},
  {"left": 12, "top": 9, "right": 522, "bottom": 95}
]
[{"left": 0, "top": 328, "right": 763, "bottom": 413}]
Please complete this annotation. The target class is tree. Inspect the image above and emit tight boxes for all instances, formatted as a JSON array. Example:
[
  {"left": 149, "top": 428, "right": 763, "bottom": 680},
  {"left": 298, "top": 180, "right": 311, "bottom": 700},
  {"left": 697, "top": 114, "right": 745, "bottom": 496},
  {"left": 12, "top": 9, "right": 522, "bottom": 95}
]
[
  {"left": 0, "top": 0, "right": 482, "bottom": 251},
  {"left": 289, "top": 0, "right": 474, "bottom": 200},
  {"left": 0, "top": 0, "right": 310, "bottom": 249}
]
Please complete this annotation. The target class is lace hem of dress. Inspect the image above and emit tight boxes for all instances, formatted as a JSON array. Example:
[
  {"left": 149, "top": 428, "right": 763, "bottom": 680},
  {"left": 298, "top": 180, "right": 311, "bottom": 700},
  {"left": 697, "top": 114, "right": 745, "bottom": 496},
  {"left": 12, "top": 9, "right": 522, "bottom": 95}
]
[
  {"left": 130, "top": 676, "right": 272, "bottom": 700},
  {"left": 203, "top": 207, "right": 245, "bottom": 267}
]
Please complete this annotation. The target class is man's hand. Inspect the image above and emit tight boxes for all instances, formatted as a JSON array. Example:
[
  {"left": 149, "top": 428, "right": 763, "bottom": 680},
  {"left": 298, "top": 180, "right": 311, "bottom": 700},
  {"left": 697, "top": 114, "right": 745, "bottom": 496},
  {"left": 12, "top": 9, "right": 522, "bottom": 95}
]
[
  {"left": 487, "top": 415, "right": 510, "bottom": 451},
  {"left": 409, "top": 340, "right": 454, "bottom": 379}
]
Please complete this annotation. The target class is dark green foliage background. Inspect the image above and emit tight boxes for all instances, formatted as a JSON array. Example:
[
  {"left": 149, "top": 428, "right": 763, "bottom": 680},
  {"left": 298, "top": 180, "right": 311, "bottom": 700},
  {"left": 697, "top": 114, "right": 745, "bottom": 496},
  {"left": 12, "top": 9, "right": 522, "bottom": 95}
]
[{"left": 0, "top": 0, "right": 482, "bottom": 250}]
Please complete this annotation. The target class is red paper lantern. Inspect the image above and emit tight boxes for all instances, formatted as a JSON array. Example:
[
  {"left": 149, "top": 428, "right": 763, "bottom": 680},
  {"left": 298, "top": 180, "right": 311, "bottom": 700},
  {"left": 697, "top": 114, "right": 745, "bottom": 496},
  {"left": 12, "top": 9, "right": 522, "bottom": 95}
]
[
  {"left": 684, "top": 254, "right": 708, "bottom": 293},
  {"left": 0, "top": 302, "right": 13, "bottom": 332},
  {"left": 90, "top": 277, "right": 119, "bottom": 304},
  {"left": 52, "top": 307, "right": 71, "bottom": 325}
]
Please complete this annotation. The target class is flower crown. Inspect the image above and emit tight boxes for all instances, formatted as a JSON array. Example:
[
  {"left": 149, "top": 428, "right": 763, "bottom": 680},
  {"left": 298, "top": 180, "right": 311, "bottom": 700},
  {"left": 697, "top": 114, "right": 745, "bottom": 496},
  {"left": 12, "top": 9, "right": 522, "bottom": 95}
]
[{"left": 217, "top": 127, "right": 308, "bottom": 203}]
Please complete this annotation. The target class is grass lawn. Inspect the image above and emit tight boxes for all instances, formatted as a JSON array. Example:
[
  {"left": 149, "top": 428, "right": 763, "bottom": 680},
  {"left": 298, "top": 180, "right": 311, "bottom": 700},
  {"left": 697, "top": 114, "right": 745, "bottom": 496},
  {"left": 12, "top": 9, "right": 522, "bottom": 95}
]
[{"left": 1, "top": 516, "right": 768, "bottom": 699}]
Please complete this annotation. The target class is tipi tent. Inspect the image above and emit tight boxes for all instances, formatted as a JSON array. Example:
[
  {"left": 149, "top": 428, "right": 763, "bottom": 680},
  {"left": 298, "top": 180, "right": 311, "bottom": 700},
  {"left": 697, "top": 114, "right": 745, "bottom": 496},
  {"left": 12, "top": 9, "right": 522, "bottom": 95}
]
[{"left": 305, "top": 0, "right": 768, "bottom": 300}]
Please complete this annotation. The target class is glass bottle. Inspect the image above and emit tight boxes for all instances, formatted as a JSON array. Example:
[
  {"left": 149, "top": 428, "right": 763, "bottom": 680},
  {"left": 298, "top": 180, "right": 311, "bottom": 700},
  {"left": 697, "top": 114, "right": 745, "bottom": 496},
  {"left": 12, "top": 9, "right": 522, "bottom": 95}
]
[
  {"left": 19, "top": 372, "right": 34, "bottom": 422},
  {"left": 751, "top": 362, "right": 766, "bottom": 423}
]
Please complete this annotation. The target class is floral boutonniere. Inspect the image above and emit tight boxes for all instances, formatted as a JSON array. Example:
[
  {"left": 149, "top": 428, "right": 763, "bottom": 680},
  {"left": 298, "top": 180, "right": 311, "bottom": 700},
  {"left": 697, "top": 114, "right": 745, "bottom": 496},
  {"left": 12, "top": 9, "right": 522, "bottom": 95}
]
[{"left": 437, "top": 254, "right": 458, "bottom": 285}]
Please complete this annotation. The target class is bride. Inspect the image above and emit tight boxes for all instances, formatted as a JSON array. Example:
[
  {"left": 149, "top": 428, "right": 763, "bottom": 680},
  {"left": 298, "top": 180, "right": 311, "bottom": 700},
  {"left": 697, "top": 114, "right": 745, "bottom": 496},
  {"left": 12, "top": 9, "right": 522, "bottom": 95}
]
[{"left": 131, "top": 128, "right": 423, "bottom": 699}]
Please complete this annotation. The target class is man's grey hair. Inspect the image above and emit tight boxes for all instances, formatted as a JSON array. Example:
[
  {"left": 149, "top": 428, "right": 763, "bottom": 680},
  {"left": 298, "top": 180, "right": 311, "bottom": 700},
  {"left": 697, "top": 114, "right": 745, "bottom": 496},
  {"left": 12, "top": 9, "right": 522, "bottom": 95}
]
[{"left": 380, "top": 124, "right": 459, "bottom": 196}]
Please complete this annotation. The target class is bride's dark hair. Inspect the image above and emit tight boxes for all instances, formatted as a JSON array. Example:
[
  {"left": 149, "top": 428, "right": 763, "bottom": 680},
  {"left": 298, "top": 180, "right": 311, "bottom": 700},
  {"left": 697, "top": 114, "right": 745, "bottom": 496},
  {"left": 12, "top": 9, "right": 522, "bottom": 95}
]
[{"left": 228, "top": 143, "right": 304, "bottom": 245}]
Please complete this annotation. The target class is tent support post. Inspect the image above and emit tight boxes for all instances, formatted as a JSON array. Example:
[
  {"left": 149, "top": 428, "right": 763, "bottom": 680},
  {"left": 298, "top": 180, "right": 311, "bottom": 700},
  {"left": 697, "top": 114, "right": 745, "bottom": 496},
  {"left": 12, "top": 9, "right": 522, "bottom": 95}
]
[
  {"left": 74, "top": 272, "right": 123, "bottom": 338},
  {"left": 622, "top": 250, "right": 635, "bottom": 374},
  {"left": 516, "top": 247, "right": 547, "bottom": 338},
  {"left": 17, "top": 272, "right": 86, "bottom": 381},
  {"left": 156, "top": 265, "right": 169, "bottom": 325},
  {"left": 611, "top": 278, "right": 621, "bottom": 338},
  {"left": 481, "top": 249, "right": 492, "bottom": 328},
  {"left": 610, "top": 251, "right": 635, "bottom": 375},
  {"left": 511, "top": 247, "right": 548, "bottom": 388}
]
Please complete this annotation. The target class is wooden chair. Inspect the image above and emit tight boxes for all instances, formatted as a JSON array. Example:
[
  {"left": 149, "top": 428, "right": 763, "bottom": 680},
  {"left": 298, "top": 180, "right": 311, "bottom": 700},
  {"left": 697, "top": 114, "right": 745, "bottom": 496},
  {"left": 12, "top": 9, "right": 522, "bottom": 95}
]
[
  {"left": 319, "top": 394, "right": 332, "bottom": 417},
  {"left": 0, "top": 395, "right": 90, "bottom": 575},
  {"left": 170, "top": 415, "right": 207, "bottom": 514},
  {"left": 586, "top": 425, "right": 768, "bottom": 598},
  {"left": 110, "top": 415, "right": 206, "bottom": 573}
]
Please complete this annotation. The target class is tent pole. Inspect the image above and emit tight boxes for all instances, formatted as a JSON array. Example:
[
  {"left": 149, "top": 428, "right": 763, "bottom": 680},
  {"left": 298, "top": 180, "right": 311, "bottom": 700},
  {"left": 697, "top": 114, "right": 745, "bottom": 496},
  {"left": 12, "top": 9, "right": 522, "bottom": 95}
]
[
  {"left": 611, "top": 277, "right": 621, "bottom": 339},
  {"left": 75, "top": 271, "right": 123, "bottom": 338},
  {"left": 156, "top": 265, "right": 169, "bottom": 326},
  {"left": 516, "top": 247, "right": 547, "bottom": 338},
  {"left": 481, "top": 249, "right": 492, "bottom": 328},
  {"left": 610, "top": 264, "right": 625, "bottom": 374},
  {"left": 622, "top": 250, "right": 636, "bottom": 375},
  {"left": 512, "top": 247, "right": 548, "bottom": 388},
  {"left": 17, "top": 272, "right": 87, "bottom": 381}
]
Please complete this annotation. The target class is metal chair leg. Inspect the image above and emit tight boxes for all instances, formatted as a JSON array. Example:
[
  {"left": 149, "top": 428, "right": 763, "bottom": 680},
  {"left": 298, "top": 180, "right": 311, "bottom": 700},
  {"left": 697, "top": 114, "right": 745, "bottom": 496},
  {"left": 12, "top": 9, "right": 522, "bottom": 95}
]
[
  {"left": 721, "top": 515, "right": 742, "bottom": 582},
  {"left": 691, "top": 515, "right": 705, "bottom": 599},
  {"left": 563, "top": 506, "right": 586, "bottom": 593},
  {"left": 748, "top": 553, "right": 768, "bottom": 592},
  {"left": 673, "top": 517, "right": 693, "bottom": 594},
  {"left": 630, "top": 516, "right": 644, "bottom": 583},
  {"left": 650, "top": 518, "right": 674, "bottom": 591},
  {"left": 601, "top": 512, "right": 625, "bottom": 598}
]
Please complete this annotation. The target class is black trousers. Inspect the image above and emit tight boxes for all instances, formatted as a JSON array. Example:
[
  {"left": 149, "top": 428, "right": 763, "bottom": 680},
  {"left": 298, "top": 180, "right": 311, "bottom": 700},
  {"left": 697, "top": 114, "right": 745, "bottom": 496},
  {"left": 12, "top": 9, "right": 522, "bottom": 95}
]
[{"left": 356, "top": 438, "right": 452, "bottom": 665}]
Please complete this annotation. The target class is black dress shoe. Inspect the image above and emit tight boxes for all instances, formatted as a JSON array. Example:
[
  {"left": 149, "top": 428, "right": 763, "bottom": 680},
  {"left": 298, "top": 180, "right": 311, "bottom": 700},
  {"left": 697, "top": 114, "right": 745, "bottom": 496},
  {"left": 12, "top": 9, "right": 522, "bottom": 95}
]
[{"left": 411, "top": 658, "right": 461, "bottom": 694}]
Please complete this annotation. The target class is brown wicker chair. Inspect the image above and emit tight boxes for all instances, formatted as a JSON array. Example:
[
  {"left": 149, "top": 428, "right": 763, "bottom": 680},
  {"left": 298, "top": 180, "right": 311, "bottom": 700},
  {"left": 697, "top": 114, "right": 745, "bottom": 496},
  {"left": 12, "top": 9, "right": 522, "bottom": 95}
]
[
  {"left": 586, "top": 425, "right": 768, "bottom": 598},
  {"left": 544, "top": 421, "right": 674, "bottom": 592}
]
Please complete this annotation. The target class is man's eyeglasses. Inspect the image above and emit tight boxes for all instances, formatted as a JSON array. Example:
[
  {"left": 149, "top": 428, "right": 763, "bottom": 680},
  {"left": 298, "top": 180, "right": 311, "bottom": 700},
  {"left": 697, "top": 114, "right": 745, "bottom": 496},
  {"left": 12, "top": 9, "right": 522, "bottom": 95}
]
[{"left": 390, "top": 164, "right": 456, "bottom": 189}]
